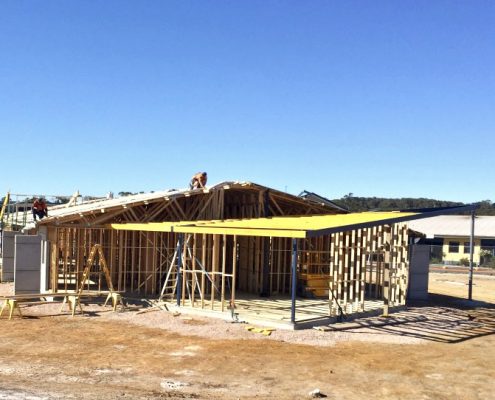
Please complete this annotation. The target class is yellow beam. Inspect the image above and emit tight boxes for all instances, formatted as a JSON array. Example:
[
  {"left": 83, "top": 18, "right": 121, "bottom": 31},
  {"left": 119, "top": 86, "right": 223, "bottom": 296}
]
[
  {"left": 173, "top": 225, "right": 307, "bottom": 238},
  {"left": 110, "top": 221, "right": 306, "bottom": 237},
  {"left": 110, "top": 222, "right": 175, "bottom": 232}
]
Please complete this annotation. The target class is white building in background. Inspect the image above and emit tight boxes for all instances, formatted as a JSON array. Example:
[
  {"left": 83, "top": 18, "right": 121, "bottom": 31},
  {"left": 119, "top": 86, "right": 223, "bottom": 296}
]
[{"left": 408, "top": 215, "right": 495, "bottom": 266}]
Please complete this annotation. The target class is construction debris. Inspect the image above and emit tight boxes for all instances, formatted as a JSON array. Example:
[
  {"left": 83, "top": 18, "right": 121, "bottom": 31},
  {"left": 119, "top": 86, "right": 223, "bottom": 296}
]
[
  {"left": 135, "top": 299, "right": 169, "bottom": 315},
  {"left": 245, "top": 326, "right": 276, "bottom": 336},
  {"left": 309, "top": 388, "right": 327, "bottom": 398}
]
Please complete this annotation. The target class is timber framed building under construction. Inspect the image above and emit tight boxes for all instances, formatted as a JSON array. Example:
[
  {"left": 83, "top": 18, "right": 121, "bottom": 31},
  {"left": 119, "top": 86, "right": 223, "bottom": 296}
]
[{"left": 31, "top": 181, "right": 476, "bottom": 328}]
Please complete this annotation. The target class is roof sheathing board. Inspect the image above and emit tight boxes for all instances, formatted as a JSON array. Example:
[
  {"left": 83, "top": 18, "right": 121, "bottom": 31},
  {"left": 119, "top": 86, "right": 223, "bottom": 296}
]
[
  {"left": 109, "top": 205, "right": 478, "bottom": 238},
  {"left": 174, "top": 212, "right": 418, "bottom": 238},
  {"left": 111, "top": 211, "right": 418, "bottom": 238}
]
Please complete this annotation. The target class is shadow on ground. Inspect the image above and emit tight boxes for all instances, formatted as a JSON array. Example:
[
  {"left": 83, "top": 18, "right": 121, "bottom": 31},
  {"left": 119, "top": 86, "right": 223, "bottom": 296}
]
[{"left": 342, "top": 294, "right": 495, "bottom": 344}]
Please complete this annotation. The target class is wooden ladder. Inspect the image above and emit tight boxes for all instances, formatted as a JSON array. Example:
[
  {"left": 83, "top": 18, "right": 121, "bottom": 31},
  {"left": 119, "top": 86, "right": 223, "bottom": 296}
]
[{"left": 78, "top": 244, "right": 114, "bottom": 295}]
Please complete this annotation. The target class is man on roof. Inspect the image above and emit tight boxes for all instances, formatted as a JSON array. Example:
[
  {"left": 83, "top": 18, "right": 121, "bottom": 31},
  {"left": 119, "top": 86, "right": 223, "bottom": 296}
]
[
  {"left": 32, "top": 197, "right": 48, "bottom": 221},
  {"left": 189, "top": 172, "right": 207, "bottom": 190}
]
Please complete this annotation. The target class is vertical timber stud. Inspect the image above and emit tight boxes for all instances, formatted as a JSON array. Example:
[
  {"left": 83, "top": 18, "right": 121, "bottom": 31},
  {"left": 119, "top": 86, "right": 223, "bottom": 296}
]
[
  {"left": 290, "top": 238, "right": 298, "bottom": 324},
  {"left": 261, "top": 238, "right": 271, "bottom": 296},
  {"left": 176, "top": 233, "right": 184, "bottom": 307},
  {"left": 468, "top": 210, "right": 475, "bottom": 301},
  {"left": 261, "top": 190, "right": 271, "bottom": 296},
  {"left": 382, "top": 226, "right": 391, "bottom": 317},
  {"left": 232, "top": 235, "right": 237, "bottom": 310}
]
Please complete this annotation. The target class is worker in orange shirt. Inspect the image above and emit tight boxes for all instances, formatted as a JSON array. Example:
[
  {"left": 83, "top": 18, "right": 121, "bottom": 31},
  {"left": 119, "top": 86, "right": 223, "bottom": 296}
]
[
  {"left": 189, "top": 172, "right": 207, "bottom": 189},
  {"left": 32, "top": 197, "right": 48, "bottom": 221}
]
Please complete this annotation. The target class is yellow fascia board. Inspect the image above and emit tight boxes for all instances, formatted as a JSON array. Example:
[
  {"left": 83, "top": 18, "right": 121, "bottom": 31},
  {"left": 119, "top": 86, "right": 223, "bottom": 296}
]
[
  {"left": 110, "top": 221, "right": 306, "bottom": 237},
  {"left": 173, "top": 225, "right": 306, "bottom": 238},
  {"left": 110, "top": 222, "right": 175, "bottom": 232}
]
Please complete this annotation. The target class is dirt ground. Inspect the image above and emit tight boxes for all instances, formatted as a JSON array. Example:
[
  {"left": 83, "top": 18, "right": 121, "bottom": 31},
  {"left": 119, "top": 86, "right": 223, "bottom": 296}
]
[
  {"left": 0, "top": 272, "right": 494, "bottom": 400},
  {"left": 429, "top": 269, "right": 495, "bottom": 303}
]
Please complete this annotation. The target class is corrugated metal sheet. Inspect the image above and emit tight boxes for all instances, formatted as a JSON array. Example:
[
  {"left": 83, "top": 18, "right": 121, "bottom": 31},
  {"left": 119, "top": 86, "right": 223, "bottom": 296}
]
[{"left": 407, "top": 215, "right": 495, "bottom": 239}]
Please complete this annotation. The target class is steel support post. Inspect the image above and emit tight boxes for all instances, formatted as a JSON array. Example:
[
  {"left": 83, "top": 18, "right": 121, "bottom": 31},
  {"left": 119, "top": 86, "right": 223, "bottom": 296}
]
[
  {"left": 176, "top": 233, "right": 184, "bottom": 306},
  {"left": 290, "top": 238, "right": 297, "bottom": 324},
  {"left": 468, "top": 211, "right": 475, "bottom": 301}
]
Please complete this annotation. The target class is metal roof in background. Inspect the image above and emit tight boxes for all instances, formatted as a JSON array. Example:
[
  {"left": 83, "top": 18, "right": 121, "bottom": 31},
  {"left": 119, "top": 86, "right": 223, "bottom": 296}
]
[
  {"left": 110, "top": 205, "right": 477, "bottom": 238},
  {"left": 407, "top": 215, "right": 495, "bottom": 239}
]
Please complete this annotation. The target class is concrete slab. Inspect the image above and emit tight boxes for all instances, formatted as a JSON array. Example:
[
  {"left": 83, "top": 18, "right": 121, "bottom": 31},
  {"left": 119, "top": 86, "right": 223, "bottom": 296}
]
[{"left": 161, "top": 294, "right": 394, "bottom": 330}]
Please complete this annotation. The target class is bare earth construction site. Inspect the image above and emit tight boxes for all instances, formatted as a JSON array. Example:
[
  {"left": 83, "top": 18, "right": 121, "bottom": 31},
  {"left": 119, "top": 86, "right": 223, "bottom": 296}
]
[
  {"left": 3, "top": 2, "right": 494, "bottom": 398},
  {"left": 0, "top": 272, "right": 494, "bottom": 400},
  {"left": 0, "top": 184, "right": 494, "bottom": 399}
]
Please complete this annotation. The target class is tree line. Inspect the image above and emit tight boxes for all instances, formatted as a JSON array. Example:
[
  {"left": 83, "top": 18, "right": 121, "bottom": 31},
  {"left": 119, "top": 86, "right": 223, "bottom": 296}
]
[
  {"left": 2, "top": 193, "right": 494, "bottom": 216},
  {"left": 332, "top": 194, "right": 495, "bottom": 216}
]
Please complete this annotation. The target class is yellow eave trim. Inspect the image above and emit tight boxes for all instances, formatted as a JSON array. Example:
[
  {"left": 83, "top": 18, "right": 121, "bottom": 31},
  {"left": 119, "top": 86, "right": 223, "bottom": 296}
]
[
  {"left": 109, "top": 211, "right": 419, "bottom": 238},
  {"left": 173, "top": 225, "right": 307, "bottom": 238},
  {"left": 110, "top": 222, "right": 175, "bottom": 232}
]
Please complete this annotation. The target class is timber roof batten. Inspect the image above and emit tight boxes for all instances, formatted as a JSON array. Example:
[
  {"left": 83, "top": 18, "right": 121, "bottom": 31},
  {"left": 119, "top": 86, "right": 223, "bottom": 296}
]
[{"left": 39, "top": 181, "right": 346, "bottom": 226}]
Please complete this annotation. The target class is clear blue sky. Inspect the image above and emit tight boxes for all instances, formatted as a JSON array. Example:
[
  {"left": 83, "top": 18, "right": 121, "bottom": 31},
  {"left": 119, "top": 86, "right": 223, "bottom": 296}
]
[{"left": 1, "top": 1, "right": 493, "bottom": 203}]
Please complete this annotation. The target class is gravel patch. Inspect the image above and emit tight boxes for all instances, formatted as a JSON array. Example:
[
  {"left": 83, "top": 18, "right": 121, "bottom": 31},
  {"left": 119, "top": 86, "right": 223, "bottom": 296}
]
[{"left": 103, "top": 305, "right": 426, "bottom": 346}]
